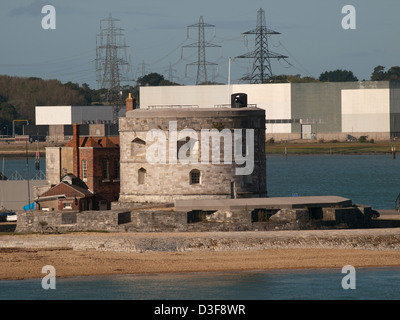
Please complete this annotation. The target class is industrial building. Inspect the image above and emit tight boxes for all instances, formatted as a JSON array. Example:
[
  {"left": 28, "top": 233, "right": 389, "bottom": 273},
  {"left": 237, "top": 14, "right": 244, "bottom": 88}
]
[
  {"left": 35, "top": 105, "right": 115, "bottom": 125},
  {"left": 139, "top": 81, "right": 400, "bottom": 141},
  {"left": 23, "top": 105, "right": 123, "bottom": 141}
]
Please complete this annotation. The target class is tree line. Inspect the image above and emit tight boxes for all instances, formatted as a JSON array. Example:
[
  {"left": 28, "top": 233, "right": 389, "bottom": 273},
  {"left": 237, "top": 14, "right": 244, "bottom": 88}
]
[{"left": 0, "top": 65, "right": 399, "bottom": 135}]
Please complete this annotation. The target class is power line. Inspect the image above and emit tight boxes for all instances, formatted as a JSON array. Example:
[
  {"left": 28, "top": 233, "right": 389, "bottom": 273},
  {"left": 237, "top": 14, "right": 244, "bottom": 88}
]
[
  {"left": 95, "top": 13, "right": 131, "bottom": 122},
  {"left": 182, "top": 16, "right": 221, "bottom": 84},
  {"left": 235, "top": 8, "right": 288, "bottom": 83}
]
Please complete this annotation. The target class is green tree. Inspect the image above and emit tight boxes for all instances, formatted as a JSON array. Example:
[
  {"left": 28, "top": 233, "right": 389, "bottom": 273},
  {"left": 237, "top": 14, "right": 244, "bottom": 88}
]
[
  {"left": 319, "top": 69, "right": 358, "bottom": 82},
  {"left": 0, "top": 94, "right": 6, "bottom": 105},
  {"left": 269, "top": 74, "right": 319, "bottom": 83},
  {"left": 387, "top": 66, "right": 400, "bottom": 81},
  {"left": 137, "top": 73, "right": 165, "bottom": 86},
  {"left": 371, "top": 65, "right": 387, "bottom": 81},
  {"left": 371, "top": 65, "right": 400, "bottom": 81},
  {"left": 0, "top": 102, "right": 18, "bottom": 121},
  {"left": 159, "top": 79, "right": 181, "bottom": 86}
]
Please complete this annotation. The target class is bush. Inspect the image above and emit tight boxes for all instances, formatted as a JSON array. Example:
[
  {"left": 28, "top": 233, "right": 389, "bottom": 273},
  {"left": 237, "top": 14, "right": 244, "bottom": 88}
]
[{"left": 358, "top": 136, "right": 368, "bottom": 143}]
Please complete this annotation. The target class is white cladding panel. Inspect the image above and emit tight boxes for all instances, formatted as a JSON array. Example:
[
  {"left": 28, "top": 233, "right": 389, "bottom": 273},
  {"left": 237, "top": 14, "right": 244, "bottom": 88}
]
[
  {"left": 35, "top": 106, "right": 72, "bottom": 125},
  {"left": 140, "top": 84, "right": 292, "bottom": 133},
  {"left": 341, "top": 89, "right": 390, "bottom": 133},
  {"left": 35, "top": 106, "right": 114, "bottom": 125}
]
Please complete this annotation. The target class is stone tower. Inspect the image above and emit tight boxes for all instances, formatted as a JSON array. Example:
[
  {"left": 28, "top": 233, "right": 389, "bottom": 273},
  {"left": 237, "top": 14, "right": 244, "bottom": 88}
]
[{"left": 117, "top": 95, "right": 267, "bottom": 205}]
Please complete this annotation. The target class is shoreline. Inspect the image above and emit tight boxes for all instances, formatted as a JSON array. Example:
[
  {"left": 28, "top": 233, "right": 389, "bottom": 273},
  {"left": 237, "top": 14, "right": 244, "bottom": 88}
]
[
  {"left": 2, "top": 248, "right": 400, "bottom": 281},
  {"left": 1, "top": 229, "right": 400, "bottom": 280},
  {"left": 0, "top": 140, "right": 398, "bottom": 157}
]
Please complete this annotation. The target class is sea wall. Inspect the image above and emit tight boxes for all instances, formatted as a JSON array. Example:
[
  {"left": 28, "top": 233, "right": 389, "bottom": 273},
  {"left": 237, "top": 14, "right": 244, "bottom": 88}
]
[
  {"left": 16, "top": 211, "right": 131, "bottom": 233},
  {"left": 2, "top": 228, "right": 400, "bottom": 253},
  {"left": 15, "top": 205, "right": 374, "bottom": 233}
]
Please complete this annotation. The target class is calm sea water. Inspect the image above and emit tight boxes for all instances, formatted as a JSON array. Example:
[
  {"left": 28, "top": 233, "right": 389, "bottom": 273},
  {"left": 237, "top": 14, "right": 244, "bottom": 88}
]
[
  {"left": 3, "top": 154, "right": 398, "bottom": 209},
  {"left": 267, "top": 154, "right": 400, "bottom": 210},
  {"left": 1, "top": 154, "right": 400, "bottom": 300},
  {"left": 0, "top": 157, "right": 46, "bottom": 180},
  {"left": 1, "top": 268, "right": 400, "bottom": 300}
]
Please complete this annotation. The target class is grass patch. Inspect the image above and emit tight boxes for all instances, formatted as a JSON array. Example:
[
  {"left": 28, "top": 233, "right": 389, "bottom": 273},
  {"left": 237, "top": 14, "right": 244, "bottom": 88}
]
[{"left": 266, "top": 141, "right": 399, "bottom": 155}]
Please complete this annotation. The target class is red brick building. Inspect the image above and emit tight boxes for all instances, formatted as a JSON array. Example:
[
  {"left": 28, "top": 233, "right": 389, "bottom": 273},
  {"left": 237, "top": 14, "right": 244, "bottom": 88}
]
[
  {"left": 36, "top": 124, "right": 120, "bottom": 211},
  {"left": 36, "top": 174, "right": 94, "bottom": 211}
]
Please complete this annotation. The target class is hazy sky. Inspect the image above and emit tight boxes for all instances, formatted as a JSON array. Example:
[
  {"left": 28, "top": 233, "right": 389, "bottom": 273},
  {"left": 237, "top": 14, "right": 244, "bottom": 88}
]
[{"left": 0, "top": 0, "right": 399, "bottom": 88}]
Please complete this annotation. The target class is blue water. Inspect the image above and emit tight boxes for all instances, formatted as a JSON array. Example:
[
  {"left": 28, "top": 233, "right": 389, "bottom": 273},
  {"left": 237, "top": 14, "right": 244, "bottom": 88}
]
[
  {"left": 1, "top": 268, "right": 400, "bottom": 300},
  {"left": 266, "top": 154, "right": 400, "bottom": 210},
  {"left": 3, "top": 154, "right": 398, "bottom": 208},
  {"left": 0, "top": 157, "right": 46, "bottom": 180},
  {"left": 1, "top": 154, "right": 400, "bottom": 300}
]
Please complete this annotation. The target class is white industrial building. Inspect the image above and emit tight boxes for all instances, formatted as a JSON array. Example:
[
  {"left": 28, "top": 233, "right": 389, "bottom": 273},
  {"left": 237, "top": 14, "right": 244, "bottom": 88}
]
[
  {"left": 35, "top": 105, "right": 115, "bottom": 125},
  {"left": 139, "top": 81, "right": 400, "bottom": 141},
  {"left": 24, "top": 105, "right": 123, "bottom": 141}
]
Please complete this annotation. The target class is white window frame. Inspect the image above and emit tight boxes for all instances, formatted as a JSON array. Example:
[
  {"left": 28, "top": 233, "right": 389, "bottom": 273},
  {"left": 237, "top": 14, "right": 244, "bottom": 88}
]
[{"left": 82, "top": 160, "right": 87, "bottom": 181}]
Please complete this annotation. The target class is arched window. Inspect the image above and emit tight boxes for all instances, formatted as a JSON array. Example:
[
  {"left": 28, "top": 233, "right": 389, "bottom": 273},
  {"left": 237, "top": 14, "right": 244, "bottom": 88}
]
[
  {"left": 190, "top": 169, "right": 201, "bottom": 185},
  {"left": 138, "top": 168, "right": 147, "bottom": 185},
  {"left": 131, "top": 137, "right": 146, "bottom": 157}
]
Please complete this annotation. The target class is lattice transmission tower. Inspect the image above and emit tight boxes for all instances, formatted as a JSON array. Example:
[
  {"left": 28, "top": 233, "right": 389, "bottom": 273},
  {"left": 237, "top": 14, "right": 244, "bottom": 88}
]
[
  {"left": 235, "top": 8, "right": 288, "bottom": 83},
  {"left": 182, "top": 16, "right": 221, "bottom": 85},
  {"left": 95, "top": 13, "right": 130, "bottom": 122}
]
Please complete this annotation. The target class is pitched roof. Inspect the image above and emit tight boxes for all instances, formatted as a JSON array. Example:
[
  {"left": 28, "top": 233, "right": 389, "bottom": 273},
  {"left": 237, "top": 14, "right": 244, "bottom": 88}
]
[
  {"left": 38, "top": 181, "right": 93, "bottom": 199},
  {"left": 65, "top": 136, "right": 119, "bottom": 148}
]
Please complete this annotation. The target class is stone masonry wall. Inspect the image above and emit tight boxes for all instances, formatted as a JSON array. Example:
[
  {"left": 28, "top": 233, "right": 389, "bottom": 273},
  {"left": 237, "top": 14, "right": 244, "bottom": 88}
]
[
  {"left": 15, "top": 205, "right": 372, "bottom": 233},
  {"left": 118, "top": 108, "right": 267, "bottom": 203},
  {"left": 16, "top": 211, "right": 131, "bottom": 233}
]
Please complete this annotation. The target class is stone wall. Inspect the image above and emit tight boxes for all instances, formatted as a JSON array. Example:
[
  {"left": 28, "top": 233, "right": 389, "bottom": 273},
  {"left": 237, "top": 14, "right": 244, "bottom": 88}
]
[
  {"left": 118, "top": 107, "right": 267, "bottom": 204},
  {"left": 322, "top": 205, "right": 373, "bottom": 228},
  {"left": 15, "top": 205, "right": 373, "bottom": 233},
  {"left": 15, "top": 211, "right": 131, "bottom": 233}
]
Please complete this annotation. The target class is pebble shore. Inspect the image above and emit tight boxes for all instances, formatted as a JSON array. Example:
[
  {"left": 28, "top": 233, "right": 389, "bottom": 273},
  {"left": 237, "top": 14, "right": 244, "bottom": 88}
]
[
  {"left": 1, "top": 228, "right": 400, "bottom": 252},
  {"left": 1, "top": 229, "right": 400, "bottom": 280}
]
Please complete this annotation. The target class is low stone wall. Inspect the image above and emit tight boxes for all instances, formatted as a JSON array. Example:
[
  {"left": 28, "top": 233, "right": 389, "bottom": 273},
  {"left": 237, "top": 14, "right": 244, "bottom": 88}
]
[
  {"left": 322, "top": 205, "right": 373, "bottom": 227},
  {"left": 15, "top": 205, "right": 374, "bottom": 233},
  {"left": 16, "top": 211, "right": 131, "bottom": 233}
]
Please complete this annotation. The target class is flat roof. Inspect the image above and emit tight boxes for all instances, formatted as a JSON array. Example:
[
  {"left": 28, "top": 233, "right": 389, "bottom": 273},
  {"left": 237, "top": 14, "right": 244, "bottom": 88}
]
[
  {"left": 174, "top": 196, "right": 353, "bottom": 212},
  {"left": 126, "top": 107, "right": 265, "bottom": 118}
]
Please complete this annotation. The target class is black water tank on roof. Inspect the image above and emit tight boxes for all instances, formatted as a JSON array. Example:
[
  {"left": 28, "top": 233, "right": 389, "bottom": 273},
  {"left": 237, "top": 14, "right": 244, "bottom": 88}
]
[{"left": 231, "top": 93, "right": 247, "bottom": 108}]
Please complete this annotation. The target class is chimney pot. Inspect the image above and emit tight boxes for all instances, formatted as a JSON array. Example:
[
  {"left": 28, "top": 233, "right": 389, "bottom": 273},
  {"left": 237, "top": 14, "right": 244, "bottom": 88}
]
[{"left": 126, "top": 93, "right": 135, "bottom": 112}]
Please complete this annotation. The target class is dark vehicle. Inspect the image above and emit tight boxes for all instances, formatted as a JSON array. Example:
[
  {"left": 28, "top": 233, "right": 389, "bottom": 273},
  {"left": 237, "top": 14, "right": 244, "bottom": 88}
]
[{"left": 345, "top": 134, "right": 357, "bottom": 142}]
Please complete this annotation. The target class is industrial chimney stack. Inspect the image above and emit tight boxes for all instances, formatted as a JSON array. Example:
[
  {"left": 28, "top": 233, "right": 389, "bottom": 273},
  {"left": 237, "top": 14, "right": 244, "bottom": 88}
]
[{"left": 72, "top": 123, "right": 80, "bottom": 178}]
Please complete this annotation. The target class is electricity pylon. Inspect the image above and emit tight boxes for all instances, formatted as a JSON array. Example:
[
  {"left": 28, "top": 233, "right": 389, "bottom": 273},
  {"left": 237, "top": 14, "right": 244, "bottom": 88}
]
[
  {"left": 235, "top": 8, "right": 288, "bottom": 83},
  {"left": 182, "top": 16, "right": 221, "bottom": 85},
  {"left": 95, "top": 13, "right": 130, "bottom": 122}
]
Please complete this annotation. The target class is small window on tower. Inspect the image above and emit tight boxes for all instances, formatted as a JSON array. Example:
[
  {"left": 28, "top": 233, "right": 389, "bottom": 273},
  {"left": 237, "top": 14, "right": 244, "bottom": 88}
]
[
  {"left": 138, "top": 167, "right": 147, "bottom": 185},
  {"left": 190, "top": 169, "right": 201, "bottom": 185}
]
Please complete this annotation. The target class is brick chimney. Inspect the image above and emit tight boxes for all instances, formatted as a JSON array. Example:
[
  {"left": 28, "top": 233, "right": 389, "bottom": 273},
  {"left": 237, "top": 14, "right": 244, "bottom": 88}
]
[
  {"left": 126, "top": 93, "right": 135, "bottom": 112},
  {"left": 73, "top": 123, "right": 80, "bottom": 178}
]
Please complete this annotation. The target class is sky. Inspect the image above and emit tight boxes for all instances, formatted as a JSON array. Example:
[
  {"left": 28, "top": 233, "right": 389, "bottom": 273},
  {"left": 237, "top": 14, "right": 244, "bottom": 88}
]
[{"left": 0, "top": 0, "right": 399, "bottom": 89}]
